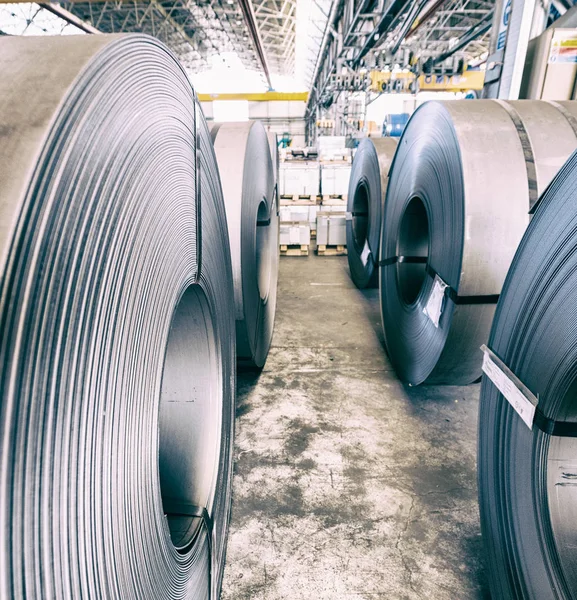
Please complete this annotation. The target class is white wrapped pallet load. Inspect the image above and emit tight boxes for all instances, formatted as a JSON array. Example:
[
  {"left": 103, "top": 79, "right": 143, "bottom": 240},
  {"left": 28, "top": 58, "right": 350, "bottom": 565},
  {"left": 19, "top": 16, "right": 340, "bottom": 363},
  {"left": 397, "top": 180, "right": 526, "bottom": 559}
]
[
  {"left": 280, "top": 223, "right": 311, "bottom": 246},
  {"left": 309, "top": 205, "right": 319, "bottom": 230},
  {"left": 316, "top": 215, "right": 329, "bottom": 245},
  {"left": 320, "top": 203, "right": 347, "bottom": 214},
  {"left": 321, "top": 164, "right": 352, "bottom": 196},
  {"left": 328, "top": 215, "right": 347, "bottom": 245},
  {"left": 279, "top": 162, "right": 320, "bottom": 196},
  {"left": 316, "top": 214, "right": 347, "bottom": 246},
  {"left": 318, "top": 135, "right": 349, "bottom": 161},
  {"left": 279, "top": 206, "right": 309, "bottom": 223}
]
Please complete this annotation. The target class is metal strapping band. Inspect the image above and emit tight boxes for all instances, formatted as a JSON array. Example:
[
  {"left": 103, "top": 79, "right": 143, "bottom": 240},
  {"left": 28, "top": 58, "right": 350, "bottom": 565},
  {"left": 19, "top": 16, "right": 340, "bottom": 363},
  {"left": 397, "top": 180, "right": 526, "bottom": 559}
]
[
  {"left": 379, "top": 256, "right": 500, "bottom": 305},
  {"left": 548, "top": 100, "right": 577, "bottom": 138},
  {"left": 483, "top": 345, "right": 577, "bottom": 437},
  {"left": 497, "top": 100, "right": 539, "bottom": 209}
]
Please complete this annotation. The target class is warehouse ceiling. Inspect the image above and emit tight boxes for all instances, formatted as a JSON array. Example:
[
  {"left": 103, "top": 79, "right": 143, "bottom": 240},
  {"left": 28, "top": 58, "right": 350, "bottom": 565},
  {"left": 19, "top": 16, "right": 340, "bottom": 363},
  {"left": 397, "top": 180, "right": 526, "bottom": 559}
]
[
  {"left": 1, "top": 0, "right": 501, "bottom": 90},
  {"left": 253, "top": 0, "right": 296, "bottom": 76},
  {"left": 395, "top": 0, "right": 494, "bottom": 66},
  {"left": 305, "top": 0, "right": 499, "bottom": 130},
  {"left": 0, "top": 0, "right": 311, "bottom": 88},
  {"left": 60, "top": 0, "right": 263, "bottom": 74},
  {"left": 6, "top": 0, "right": 577, "bottom": 93}
]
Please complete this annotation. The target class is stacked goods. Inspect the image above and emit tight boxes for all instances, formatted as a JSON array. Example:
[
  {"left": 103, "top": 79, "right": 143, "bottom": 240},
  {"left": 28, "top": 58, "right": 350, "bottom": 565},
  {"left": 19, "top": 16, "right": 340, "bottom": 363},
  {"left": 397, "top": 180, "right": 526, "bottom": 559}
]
[
  {"left": 279, "top": 161, "right": 320, "bottom": 197},
  {"left": 278, "top": 205, "right": 312, "bottom": 252},
  {"left": 320, "top": 163, "right": 351, "bottom": 197}
]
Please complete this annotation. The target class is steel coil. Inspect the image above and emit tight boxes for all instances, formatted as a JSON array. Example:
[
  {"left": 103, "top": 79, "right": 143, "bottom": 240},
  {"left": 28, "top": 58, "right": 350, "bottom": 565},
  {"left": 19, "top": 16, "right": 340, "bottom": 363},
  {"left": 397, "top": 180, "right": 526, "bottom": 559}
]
[
  {"left": 346, "top": 137, "right": 398, "bottom": 288},
  {"left": 211, "top": 122, "right": 278, "bottom": 368},
  {"left": 0, "top": 35, "right": 235, "bottom": 598},
  {"left": 267, "top": 131, "right": 280, "bottom": 203},
  {"left": 478, "top": 149, "right": 577, "bottom": 599},
  {"left": 379, "top": 99, "right": 577, "bottom": 385}
]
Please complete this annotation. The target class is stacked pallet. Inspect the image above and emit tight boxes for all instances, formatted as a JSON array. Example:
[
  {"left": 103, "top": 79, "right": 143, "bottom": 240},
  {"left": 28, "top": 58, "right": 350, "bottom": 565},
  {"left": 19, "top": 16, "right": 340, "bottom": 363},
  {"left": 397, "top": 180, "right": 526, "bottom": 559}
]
[{"left": 279, "top": 205, "right": 312, "bottom": 256}]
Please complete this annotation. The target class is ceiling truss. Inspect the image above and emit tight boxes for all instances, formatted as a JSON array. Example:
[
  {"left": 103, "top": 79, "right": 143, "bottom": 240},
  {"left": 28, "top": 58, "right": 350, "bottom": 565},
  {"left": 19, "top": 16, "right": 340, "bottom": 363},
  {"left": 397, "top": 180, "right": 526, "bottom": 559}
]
[{"left": 306, "top": 0, "right": 496, "bottom": 138}]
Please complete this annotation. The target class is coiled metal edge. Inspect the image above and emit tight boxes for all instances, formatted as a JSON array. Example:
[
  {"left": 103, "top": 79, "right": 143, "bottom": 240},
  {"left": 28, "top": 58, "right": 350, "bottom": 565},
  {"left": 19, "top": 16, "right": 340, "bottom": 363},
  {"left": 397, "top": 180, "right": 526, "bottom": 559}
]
[
  {"left": 346, "top": 137, "right": 398, "bottom": 289},
  {"left": 379, "top": 100, "right": 577, "bottom": 385},
  {"left": 267, "top": 131, "right": 280, "bottom": 205},
  {"left": 478, "top": 149, "right": 577, "bottom": 599},
  {"left": 0, "top": 34, "right": 235, "bottom": 599},
  {"left": 211, "top": 122, "right": 279, "bottom": 369}
]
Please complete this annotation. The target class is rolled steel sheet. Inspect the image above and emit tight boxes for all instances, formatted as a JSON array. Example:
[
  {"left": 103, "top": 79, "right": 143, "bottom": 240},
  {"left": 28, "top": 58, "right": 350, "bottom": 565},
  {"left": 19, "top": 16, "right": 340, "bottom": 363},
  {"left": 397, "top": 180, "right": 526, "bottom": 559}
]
[
  {"left": 211, "top": 122, "right": 278, "bottom": 368},
  {"left": 478, "top": 149, "right": 577, "bottom": 599},
  {"left": 346, "top": 137, "right": 398, "bottom": 288},
  {"left": 379, "top": 99, "right": 577, "bottom": 385},
  {"left": 0, "top": 35, "right": 235, "bottom": 598},
  {"left": 267, "top": 131, "right": 280, "bottom": 202}
]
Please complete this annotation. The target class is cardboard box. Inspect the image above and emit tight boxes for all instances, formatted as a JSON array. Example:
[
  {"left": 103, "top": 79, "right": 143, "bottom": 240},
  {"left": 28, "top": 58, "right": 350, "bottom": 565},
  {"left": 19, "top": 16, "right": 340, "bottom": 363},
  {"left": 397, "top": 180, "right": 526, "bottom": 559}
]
[
  {"left": 279, "top": 206, "right": 309, "bottom": 223},
  {"left": 279, "top": 223, "right": 311, "bottom": 246},
  {"left": 321, "top": 164, "right": 351, "bottom": 196},
  {"left": 279, "top": 162, "right": 320, "bottom": 196},
  {"left": 316, "top": 214, "right": 346, "bottom": 246}
]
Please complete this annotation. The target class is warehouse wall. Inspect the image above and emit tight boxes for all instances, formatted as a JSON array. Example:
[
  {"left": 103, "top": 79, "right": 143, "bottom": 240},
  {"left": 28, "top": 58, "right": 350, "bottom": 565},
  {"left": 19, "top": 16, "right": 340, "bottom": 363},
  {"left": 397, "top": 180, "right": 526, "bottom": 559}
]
[{"left": 201, "top": 100, "right": 306, "bottom": 147}]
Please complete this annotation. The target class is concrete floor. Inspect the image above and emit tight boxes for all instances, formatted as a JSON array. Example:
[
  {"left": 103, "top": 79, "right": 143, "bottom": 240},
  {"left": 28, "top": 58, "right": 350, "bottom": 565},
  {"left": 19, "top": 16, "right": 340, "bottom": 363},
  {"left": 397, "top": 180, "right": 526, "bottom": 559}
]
[{"left": 221, "top": 250, "right": 489, "bottom": 600}]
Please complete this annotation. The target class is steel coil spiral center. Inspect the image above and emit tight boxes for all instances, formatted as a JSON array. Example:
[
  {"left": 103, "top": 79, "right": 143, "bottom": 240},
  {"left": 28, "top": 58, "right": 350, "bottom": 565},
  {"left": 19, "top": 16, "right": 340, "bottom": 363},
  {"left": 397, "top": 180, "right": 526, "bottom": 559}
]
[
  {"left": 158, "top": 284, "right": 222, "bottom": 551},
  {"left": 256, "top": 199, "right": 272, "bottom": 302},
  {"left": 352, "top": 180, "right": 369, "bottom": 249},
  {"left": 397, "top": 196, "right": 430, "bottom": 305}
]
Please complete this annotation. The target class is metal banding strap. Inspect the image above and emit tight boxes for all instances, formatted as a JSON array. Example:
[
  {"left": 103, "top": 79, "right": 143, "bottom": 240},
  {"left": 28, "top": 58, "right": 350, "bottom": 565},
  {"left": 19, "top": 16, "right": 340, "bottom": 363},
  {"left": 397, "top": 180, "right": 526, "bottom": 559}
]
[
  {"left": 379, "top": 256, "right": 500, "bottom": 305},
  {"left": 379, "top": 255, "right": 427, "bottom": 266},
  {"left": 496, "top": 100, "right": 539, "bottom": 209},
  {"left": 529, "top": 101, "right": 577, "bottom": 216},
  {"left": 548, "top": 100, "right": 577, "bottom": 138},
  {"left": 482, "top": 345, "right": 577, "bottom": 437}
]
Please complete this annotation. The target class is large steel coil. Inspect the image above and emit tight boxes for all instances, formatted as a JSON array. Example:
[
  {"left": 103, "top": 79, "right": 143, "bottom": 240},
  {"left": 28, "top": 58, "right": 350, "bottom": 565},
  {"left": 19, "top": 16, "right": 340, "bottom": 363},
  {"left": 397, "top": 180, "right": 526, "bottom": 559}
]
[
  {"left": 267, "top": 131, "right": 280, "bottom": 203},
  {"left": 346, "top": 137, "right": 398, "bottom": 289},
  {"left": 379, "top": 100, "right": 577, "bottom": 385},
  {"left": 211, "top": 122, "right": 278, "bottom": 369},
  {"left": 0, "top": 35, "right": 235, "bottom": 598},
  {"left": 478, "top": 149, "right": 577, "bottom": 599}
]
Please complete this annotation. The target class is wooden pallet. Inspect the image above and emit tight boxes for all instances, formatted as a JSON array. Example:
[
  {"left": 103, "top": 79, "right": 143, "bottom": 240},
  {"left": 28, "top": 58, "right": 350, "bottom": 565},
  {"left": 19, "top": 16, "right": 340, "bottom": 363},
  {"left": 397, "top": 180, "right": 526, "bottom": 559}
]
[
  {"left": 280, "top": 244, "right": 309, "bottom": 256},
  {"left": 280, "top": 194, "right": 321, "bottom": 205},
  {"left": 321, "top": 194, "right": 347, "bottom": 204},
  {"left": 316, "top": 244, "right": 347, "bottom": 256}
]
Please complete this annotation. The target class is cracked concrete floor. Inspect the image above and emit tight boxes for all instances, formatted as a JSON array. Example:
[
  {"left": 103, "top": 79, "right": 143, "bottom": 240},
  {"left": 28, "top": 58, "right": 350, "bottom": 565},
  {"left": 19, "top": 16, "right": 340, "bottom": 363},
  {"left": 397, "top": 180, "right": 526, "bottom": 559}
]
[{"left": 221, "top": 251, "right": 489, "bottom": 600}]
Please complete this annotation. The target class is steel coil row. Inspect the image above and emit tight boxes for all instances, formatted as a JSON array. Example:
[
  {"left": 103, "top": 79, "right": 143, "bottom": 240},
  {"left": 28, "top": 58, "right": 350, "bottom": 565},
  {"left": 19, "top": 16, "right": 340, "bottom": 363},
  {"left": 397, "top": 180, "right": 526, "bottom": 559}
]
[
  {"left": 379, "top": 99, "right": 577, "bottom": 385},
  {"left": 376, "top": 99, "right": 577, "bottom": 598},
  {"left": 478, "top": 146, "right": 577, "bottom": 600},
  {"left": 346, "top": 137, "right": 398, "bottom": 289},
  {"left": 0, "top": 34, "right": 278, "bottom": 599},
  {"left": 211, "top": 123, "right": 279, "bottom": 369}
]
